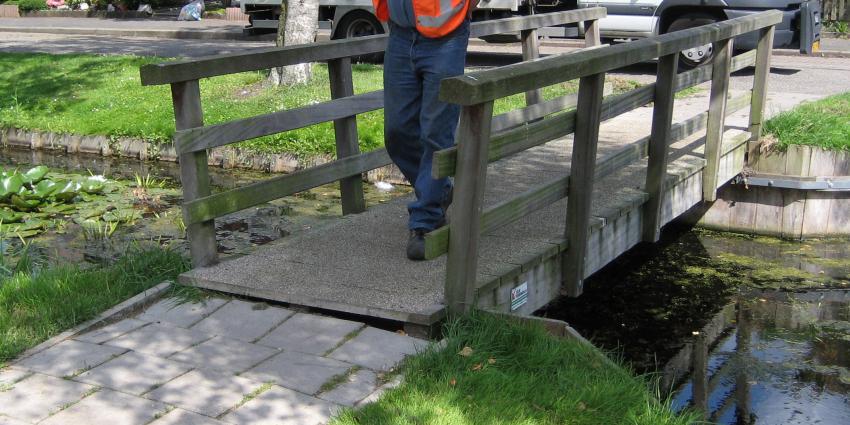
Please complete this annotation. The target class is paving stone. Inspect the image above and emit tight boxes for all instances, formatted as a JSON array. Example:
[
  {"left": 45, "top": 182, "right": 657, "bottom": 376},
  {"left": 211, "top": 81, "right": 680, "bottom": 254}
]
[
  {"left": 146, "top": 369, "right": 263, "bottom": 418},
  {"left": 0, "top": 367, "right": 30, "bottom": 389},
  {"left": 0, "top": 415, "right": 29, "bottom": 425},
  {"left": 40, "top": 389, "right": 168, "bottom": 425},
  {"left": 0, "top": 373, "right": 95, "bottom": 423},
  {"left": 190, "top": 300, "right": 294, "bottom": 342},
  {"left": 106, "top": 323, "right": 212, "bottom": 357},
  {"left": 223, "top": 385, "right": 339, "bottom": 425},
  {"left": 16, "top": 340, "right": 126, "bottom": 377},
  {"left": 169, "top": 336, "right": 279, "bottom": 374},
  {"left": 75, "top": 351, "right": 193, "bottom": 396},
  {"left": 318, "top": 368, "right": 378, "bottom": 406},
  {"left": 257, "top": 313, "right": 364, "bottom": 355},
  {"left": 242, "top": 350, "right": 352, "bottom": 395},
  {"left": 74, "top": 318, "right": 149, "bottom": 344},
  {"left": 355, "top": 375, "right": 403, "bottom": 408},
  {"left": 328, "top": 327, "right": 428, "bottom": 371},
  {"left": 137, "top": 297, "right": 228, "bottom": 328},
  {"left": 149, "top": 409, "right": 232, "bottom": 425}
]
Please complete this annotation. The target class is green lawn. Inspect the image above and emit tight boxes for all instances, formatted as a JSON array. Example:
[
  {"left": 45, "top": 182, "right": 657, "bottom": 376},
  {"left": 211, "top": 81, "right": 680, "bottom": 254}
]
[
  {"left": 764, "top": 91, "right": 850, "bottom": 151},
  {"left": 333, "top": 313, "right": 696, "bottom": 425},
  {"left": 0, "top": 246, "right": 189, "bottom": 366},
  {"left": 0, "top": 52, "right": 635, "bottom": 158}
]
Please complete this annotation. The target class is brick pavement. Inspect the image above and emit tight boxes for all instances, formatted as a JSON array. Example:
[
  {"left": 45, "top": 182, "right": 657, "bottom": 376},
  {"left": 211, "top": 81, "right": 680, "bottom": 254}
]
[{"left": 1, "top": 296, "right": 428, "bottom": 424}]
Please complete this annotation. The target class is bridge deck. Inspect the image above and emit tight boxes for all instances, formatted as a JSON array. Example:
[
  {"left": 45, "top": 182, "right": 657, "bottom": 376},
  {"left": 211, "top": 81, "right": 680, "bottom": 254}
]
[{"left": 180, "top": 90, "right": 817, "bottom": 328}]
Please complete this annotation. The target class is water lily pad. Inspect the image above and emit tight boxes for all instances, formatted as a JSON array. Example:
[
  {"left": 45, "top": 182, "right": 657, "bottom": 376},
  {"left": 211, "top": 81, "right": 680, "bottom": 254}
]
[
  {"left": 81, "top": 176, "right": 105, "bottom": 194},
  {"left": 52, "top": 180, "right": 81, "bottom": 202},
  {"left": 0, "top": 173, "right": 24, "bottom": 199},
  {"left": 22, "top": 166, "right": 49, "bottom": 184},
  {"left": 10, "top": 194, "right": 42, "bottom": 211},
  {"left": 34, "top": 180, "right": 59, "bottom": 198},
  {"left": 0, "top": 209, "right": 24, "bottom": 223}
]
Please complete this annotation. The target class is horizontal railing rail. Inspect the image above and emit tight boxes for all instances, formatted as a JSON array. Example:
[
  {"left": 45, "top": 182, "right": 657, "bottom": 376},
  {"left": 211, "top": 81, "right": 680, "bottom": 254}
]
[
  {"left": 436, "top": 10, "right": 781, "bottom": 314},
  {"left": 144, "top": 9, "right": 608, "bottom": 267}
]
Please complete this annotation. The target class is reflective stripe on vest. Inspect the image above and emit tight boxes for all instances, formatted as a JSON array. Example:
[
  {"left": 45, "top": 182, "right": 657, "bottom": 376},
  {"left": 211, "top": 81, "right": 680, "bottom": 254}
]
[{"left": 417, "top": 0, "right": 465, "bottom": 28}]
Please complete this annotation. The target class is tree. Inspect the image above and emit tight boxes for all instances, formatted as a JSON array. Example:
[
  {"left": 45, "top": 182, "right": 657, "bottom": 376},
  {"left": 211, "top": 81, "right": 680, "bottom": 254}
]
[{"left": 269, "top": 0, "right": 320, "bottom": 86}]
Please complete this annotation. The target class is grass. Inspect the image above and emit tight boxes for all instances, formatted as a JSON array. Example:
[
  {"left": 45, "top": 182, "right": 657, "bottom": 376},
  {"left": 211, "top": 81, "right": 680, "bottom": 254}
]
[
  {"left": 763, "top": 91, "right": 850, "bottom": 151},
  {"left": 332, "top": 313, "right": 697, "bottom": 425},
  {"left": 0, "top": 52, "right": 637, "bottom": 158},
  {"left": 0, "top": 246, "right": 189, "bottom": 366}
]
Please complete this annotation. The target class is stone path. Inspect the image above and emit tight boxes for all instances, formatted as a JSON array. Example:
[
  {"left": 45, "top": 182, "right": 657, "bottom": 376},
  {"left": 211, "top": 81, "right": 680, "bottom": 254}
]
[{"left": 1, "top": 296, "right": 428, "bottom": 424}]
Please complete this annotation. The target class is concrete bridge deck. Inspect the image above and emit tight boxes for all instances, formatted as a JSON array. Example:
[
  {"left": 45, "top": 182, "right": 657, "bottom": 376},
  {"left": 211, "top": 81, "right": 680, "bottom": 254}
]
[{"left": 180, "top": 89, "right": 819, "bottom": 332}]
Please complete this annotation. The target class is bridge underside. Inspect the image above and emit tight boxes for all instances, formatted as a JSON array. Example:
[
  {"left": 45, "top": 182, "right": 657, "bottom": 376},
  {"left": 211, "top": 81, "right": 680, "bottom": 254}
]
[{"left": 180, "top": 91, "right": 818, "bottom": 331}]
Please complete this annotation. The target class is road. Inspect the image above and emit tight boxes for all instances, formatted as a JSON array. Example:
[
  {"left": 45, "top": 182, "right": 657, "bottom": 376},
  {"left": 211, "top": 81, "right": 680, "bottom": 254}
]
[{"left": 1, "top": 30, "right": 848, "bottom": 96}]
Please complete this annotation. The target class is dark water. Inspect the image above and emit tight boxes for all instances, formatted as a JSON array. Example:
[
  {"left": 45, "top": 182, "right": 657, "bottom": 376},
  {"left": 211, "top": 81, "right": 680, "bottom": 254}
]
[{"left": 538, "top": 224, "right": 850, "bottom": 423}]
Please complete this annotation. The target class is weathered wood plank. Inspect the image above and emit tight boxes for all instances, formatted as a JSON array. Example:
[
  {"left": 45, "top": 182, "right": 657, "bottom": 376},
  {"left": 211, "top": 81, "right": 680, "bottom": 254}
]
[
  {"left": 748, "top": 26, "right": 775, "bottom": 143},
  {"left": 444, "top": 102, "right": 495, "bottom": 315},
  {"left": 173, "top": 80, "right": 218, "bottom": 267},
  {"left": 702, "top": 38, "right": 733, "bottom": 201},
  {"left": 440, "top": 11, "right": 781, "bottom": 105},
  {"left": 584, "top": 18, "right": 601, "bottom": 47},
  {"left": 491, "top": 92, "right": 579, "bottom": 133},
  {"left": 468, "top": 8, "right": 607, "bottom": 38},
  {"left": 432, "top": 50, "right": 757, "bottom": 179},
  {"left": 562, "top": 72, "right": 605, "bottom": 297},
  {"left": 174, "top": 91, "right": 383, "bottom": 154},
  {"left": 520, "top": 28, "right": 542, "bottom": 106},
  {"left": 183, "top": 149, "right": 391, "bottom": 225},
  {"left": 328, "top": 57, "right": 366, "bottom": 215},
  {"left": 141, "top": 35, "right": 389, "bottom": 86},
  {"left": 642, "top": 53, "right": 678, "bottom": 242}
]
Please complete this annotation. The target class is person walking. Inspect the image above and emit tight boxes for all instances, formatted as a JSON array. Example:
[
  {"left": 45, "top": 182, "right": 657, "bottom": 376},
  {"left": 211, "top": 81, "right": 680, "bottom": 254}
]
[{"left": 372, "top": 0, "right": 474, "bottom": 260}]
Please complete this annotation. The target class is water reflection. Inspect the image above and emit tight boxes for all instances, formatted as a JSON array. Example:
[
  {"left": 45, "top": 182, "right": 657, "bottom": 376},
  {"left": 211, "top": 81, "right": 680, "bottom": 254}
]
[{"left": 672, "top": 290, "right": 850, "bottom": 424}]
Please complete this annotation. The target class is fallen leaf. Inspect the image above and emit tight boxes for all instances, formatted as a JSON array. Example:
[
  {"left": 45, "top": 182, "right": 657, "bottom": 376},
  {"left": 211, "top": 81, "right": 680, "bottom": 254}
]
[
  {"left": 471, "top": 363, "right": 483, "bottom": 371},
  {"left": 458, "top": 346, "right": 473, "bottom": 357},
  {"left": 577, "top": 401, "right": 587, "bottom": 411},
  {"left": 449, "top": 378, "right": 457, "bottom": 386},
  {"left": 487, "top": 357, "right": 496, "bottom": 365},
  {"left": 396, "top": 330, "right": 407, "bottom": 336}
]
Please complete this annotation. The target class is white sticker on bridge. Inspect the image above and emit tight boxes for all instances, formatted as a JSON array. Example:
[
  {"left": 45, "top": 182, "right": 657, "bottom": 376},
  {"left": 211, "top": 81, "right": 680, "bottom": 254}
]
[{"left": 510, "top": 282, "right": 528, "bottom": 311}]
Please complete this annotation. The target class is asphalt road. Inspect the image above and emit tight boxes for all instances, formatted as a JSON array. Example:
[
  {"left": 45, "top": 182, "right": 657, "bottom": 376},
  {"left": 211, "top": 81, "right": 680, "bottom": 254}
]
[{"left": 1, "top": 30, "right": 848, "bottom": 96}]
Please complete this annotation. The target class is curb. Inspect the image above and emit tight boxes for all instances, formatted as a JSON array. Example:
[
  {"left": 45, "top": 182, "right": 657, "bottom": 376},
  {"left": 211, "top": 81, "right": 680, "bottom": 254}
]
[
  {"left": 772, "top": 48, "right": 850, "bottom": 59},
  {"left": 0, "top": 25, "right": 274, "bottom": 41},
  {"left": 13, "top": 281, "right": 173, "bottom": 362}
]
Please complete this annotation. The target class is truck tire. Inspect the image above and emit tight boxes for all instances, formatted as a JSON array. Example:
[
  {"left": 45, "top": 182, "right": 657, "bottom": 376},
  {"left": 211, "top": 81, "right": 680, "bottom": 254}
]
[
  {"left": 333, "top": 10, "right": 385, "bottom": 63},
  {"left": 666, "top": 13, "right": 719, "bottom": 69}
]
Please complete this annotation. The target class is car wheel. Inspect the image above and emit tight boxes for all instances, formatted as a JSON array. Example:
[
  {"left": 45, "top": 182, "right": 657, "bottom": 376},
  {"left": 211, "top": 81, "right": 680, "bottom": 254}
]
[
  {"left": 666, "top": 13, "right": 720, "bottom": 69},
  {"left": 333, "top": 11, "right": 385, "bottom": 63}
]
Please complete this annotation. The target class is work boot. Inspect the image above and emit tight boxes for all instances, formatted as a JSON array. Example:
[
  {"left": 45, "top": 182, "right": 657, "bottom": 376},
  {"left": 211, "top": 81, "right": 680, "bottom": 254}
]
[{"left": 407, "top": 229, "right": 427, "bottom": 261}]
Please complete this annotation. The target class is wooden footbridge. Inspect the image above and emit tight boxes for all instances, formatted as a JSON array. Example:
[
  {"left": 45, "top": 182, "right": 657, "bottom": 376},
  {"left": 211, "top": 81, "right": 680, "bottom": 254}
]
[{"left": 140, "top": 9, "right": 783, "bottom": 335}]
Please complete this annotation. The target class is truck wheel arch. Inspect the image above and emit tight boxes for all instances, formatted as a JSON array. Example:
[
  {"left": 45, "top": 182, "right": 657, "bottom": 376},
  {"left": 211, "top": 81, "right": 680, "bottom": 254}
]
[{"left": 656, "top": 0, "right": 729, "bottom": 33}]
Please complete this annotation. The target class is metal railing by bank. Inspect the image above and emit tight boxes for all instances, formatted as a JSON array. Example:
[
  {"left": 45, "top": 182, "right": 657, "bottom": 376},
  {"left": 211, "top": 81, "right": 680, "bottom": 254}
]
[
  {"left": 427, "top": 10, "right": 783, "bottom": 314},
  {"left": 139, "top": 8, "right": 608, "bottom": 268}
]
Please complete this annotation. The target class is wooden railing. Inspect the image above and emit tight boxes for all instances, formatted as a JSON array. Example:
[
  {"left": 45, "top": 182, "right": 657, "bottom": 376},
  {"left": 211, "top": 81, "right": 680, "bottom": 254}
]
[
  {"left": 140, "top": 8, "right": 608, "bottom": 267},
  {"left": 431, "top": 10, "right": 782, "bottom": 313}
]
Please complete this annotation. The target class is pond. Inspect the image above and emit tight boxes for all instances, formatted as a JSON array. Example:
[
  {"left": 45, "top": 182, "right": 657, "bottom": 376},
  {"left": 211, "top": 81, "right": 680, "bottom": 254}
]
[
  {"left": 0, "top": 147, "right": 408, "bottom": 267},
  {"left": 539, "top": 224, "right": 850, "bottom": 423}
]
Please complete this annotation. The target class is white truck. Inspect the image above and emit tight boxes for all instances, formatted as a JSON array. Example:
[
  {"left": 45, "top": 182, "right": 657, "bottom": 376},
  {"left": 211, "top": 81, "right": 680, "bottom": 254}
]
[
  {"left": 581, "top": 0, "right": 822, "bottom": 67},
  {"left": 240, "top": 0, "right": 821, "bottom": 67}
]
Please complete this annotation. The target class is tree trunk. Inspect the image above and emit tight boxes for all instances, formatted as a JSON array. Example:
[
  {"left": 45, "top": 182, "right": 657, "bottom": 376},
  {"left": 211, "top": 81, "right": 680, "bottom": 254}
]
[{"left": 268, "top": 0, "right": 320, "bottom": 86}]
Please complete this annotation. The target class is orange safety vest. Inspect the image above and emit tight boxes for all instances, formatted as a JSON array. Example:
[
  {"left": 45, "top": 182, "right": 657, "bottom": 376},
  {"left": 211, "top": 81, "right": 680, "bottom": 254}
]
[{"left": 372, "top": 0, "right": 470, "bottom": 39}]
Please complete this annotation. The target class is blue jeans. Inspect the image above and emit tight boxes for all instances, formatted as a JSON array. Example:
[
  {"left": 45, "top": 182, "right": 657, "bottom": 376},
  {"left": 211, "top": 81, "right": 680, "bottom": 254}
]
[{"left": 384, "top": 21, "right": 469, "bottom": 232}]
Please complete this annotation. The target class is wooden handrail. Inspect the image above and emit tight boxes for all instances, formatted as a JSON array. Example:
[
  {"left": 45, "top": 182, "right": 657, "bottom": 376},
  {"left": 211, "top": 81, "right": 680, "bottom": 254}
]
[
  {"left": 439, "top": 10, "right": 782, "bottom": 105},
  {"left": 140, "top": 8, "right": 607, "bottom": 86}
]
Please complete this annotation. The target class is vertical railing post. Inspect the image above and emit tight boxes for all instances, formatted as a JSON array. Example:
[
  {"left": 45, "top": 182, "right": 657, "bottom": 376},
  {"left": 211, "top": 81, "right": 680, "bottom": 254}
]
[
  {"left": 642, "top": 53, "right": 679, "bottom": 242},
  {"left": 444, "top": 101, "right": 494, "bottom": 315},
  {"left": 173, "top": 80, "right": 218, "bottom": 268},
  {"left": 734, "top": 304, "right": 752, "bottom": 422},
  {"left": 748, "top": 25, "right": 775, "bottom": 161},
  {"left": 702, "top": 38, "right": 733, "bottom": 202},
  {"left": 520, "top": 28, "right": 542, "bottom": 106},
  {"left": 328, "top": 57, "right": 366, "bottom": 215},
  {"left": 562, "top": 72, "right": 605, "bottom": 297},
  {"left": 584, "top": 18, "right": 601, "bottom": 47},
  {"left": 692, "top": 332, "right": 709, "bottom": 419}
]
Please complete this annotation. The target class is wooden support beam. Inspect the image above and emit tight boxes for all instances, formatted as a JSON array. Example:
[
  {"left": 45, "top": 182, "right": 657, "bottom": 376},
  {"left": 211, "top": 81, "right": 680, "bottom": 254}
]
[
  {"left": 703, "top": 38, "right": 734, "bottom": 201},
  {"left": 584, "top": 18, "right": 601, "bottom": 47},
  {"left": 444, "top": 102, "right": 494, "bottom": 315},
  {"left": 328, "top": 57, "right": 366, "bottom": 215},
  {"left": 692, "top": 332, "right": 709, "bottom": 419},
  {"left": 173, "top": 80, "right": 217, "bottom": 268},
  {"left": 520, "top": 28, "right": 542, "bottom": 106},
  {"left": 642, "top": 53, "right": 678, "bottom": 242},
  {"left": 562, "top": 72, "right": 605, "bottom": 297},
  {"left": 748, "top": 25, "right": 775, "bottom": 156}
]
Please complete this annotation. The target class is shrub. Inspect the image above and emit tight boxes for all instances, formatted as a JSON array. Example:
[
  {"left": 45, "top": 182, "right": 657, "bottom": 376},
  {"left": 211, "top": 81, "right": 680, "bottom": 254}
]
[{"left": 17, "top": 0, "right": 47, "bottom": 11}]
